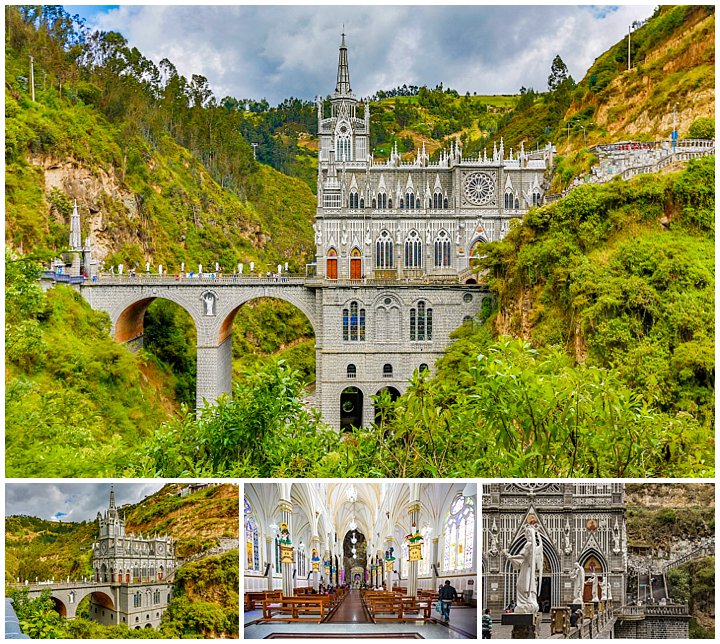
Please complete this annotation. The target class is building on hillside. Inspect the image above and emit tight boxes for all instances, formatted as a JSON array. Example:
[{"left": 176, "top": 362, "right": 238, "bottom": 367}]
[
  {"left": 89, "top": 486, "right": 176, "bottom": 628},
  {"left": 314, "top": 34, "right": 553, "bottom": 282},
  {"left": 311, "top": 35, "right": 553, "bottom": 429}
]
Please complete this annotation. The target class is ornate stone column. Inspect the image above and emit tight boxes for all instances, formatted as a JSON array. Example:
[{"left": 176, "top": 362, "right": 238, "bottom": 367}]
[
  {"left": 311, "top": 536, "right": 321, "bottom": 591},
  {"left": 278, "top": 499, "right": 294, "bottom": 597},
  {"left": 407, "top": 499, "right": 421, "bottom": 597}
]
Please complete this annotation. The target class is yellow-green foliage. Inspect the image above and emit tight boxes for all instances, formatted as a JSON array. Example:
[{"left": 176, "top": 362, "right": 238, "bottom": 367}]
[
  {"left": 482, "top": 157, "right": 714, "bottom": 426},
  {"left": 5, "top": 259, "right": 177, "bottom": 477}
]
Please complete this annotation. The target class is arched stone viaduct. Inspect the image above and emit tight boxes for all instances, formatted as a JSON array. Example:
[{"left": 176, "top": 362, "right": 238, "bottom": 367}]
[
  {"left": 76, "top": 276, "right": 488, "bottom": 428},
  {"left": 11, "top": 580, "right": 173, "bottom": 630}
]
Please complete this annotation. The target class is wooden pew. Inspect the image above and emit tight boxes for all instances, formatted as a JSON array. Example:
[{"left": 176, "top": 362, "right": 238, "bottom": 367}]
[
  {"left": 260, "top": 596, "right": 332, "bottom": 623},
  {"left": 245, "top": 590, "right": 282, "bottom": 611},
  {"left": 366, "top": 595, "right": 432, "bottom": 622}
]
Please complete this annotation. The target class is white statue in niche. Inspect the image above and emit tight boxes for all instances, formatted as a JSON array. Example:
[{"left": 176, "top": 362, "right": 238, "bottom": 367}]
[{"left": 203, "top": 293, "right": 216, "bottom": 316}]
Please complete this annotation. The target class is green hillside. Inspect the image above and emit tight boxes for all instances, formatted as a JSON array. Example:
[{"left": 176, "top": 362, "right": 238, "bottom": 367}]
[{"left": 6, "top": 484, "right": 239, "bottom": 639}]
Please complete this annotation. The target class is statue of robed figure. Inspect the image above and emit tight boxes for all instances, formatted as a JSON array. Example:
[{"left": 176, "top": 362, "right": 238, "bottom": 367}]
[{"left": 503, "top": 524, "right": 544, "bottom": 614}]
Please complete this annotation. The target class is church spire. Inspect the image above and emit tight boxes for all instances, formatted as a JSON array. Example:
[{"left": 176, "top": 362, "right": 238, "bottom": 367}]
[
  {"left": 109, "top": 485, "right": 116, "bottom": 509},
  {"left": 335, "top": 32, "right": 351, "bottom": 96},
  {"left": 69, "top": 199, "right": 82, "bottom": 250}
]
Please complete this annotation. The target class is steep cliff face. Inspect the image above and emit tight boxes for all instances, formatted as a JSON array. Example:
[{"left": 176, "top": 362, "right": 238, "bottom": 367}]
[{"left": 570, "top": 6, "right": 714, "bottom": 144}]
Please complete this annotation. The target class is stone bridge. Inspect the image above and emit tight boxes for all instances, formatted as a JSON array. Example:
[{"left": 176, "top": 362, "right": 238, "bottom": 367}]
[
  {"left": 9, "top": 580, "right": 173, "bottom": 629},
  {"left": 48, "top": 273, "right": 487, "bottom": 428},
  {"left": 76, "top": 275, "right": 318, "bottom": 410}
]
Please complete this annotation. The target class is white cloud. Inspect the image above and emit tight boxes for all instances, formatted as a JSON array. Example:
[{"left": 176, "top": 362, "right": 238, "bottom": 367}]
[
  {"left": 76, "top": 4, "right": 656, "bottom": 104},
  {"left": 6, "top": 482, "right": 165, "bottom": 523}
]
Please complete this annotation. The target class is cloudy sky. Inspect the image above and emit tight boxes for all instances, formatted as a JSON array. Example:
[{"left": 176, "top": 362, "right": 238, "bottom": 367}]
[
  {"left": 6, "top": 482, "right": 165, "bottom": 522},
  {"left": 63, "top": 3, "right": 656, "bottom": 105}
]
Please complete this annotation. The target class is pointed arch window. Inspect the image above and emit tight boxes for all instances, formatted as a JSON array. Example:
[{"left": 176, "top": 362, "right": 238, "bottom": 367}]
[
  {"left": 442, "top": 496, "right": 474, "bottom": 573},
  {"left": 337, "top": 134, "right": 351, "bottom": 161},
  {"left": 504, "top": 191, "right": 514, "bottom": 209},
  {"left": 377, "top": 192, "right": 387, "bottom": 209},
  {"left": 404, "top": 230, "right": 422, "bottom": 269},
  {"left": 244, "top": 498, "right": 260, "bottom": 572},
  {"left": 443, "top": 197, "right": 449, "bottom": 209},
  {"left": 406, "top": 192, "right": 415, "bottom": 209},
  {"left": 410, "top": 301, "right": 432, "bottom": 341},
  {"left": 349, "top": 191, "right": 359, "bottom": 209},
  {"left": 433, "top": 192, "right": 444, "bottom": 209},
  {"left": 343, "top": 301, "right": 366, "bottom": 341},
  {"left": 376, "top": 230, "right": 394, "bottom": 269},
  {"left": 532, "top": 191, "right": 541, "bottom": 206},
  {"left": 434, "top": 230, "right": 451, "bottom": 267},
  {"left": 515, "top": 196, "right": 520, "bottom": 209}
]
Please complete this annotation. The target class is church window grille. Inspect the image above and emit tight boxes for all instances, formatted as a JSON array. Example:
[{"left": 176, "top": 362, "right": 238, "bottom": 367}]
[
  {"left": 376, "top": 231, "right": 394, "bottom": 269},
  {"left": 324, "top": 193, "right": 341, "bottom": 208},
  {"left": 337, "top": 134, "right": 351, "bottom": 161},
  {"left": 383, "top": 363, "right": 393, "bottom": 378},
  {"left": 347, "top": 364, "right": 357, "bottom": 378},
  {"left": 245, "top": 499, "right": 260, "bottom": 572},
  {"left": 434, "top": 231, "right": 451, "bottom": 267},
  {"left": 404, "top": 231, "right": 422, "bottom": 268},
  {"left": 342, "top": 301, "right": 366, "bottom": 342},
  {"left": 410, "top": 301, "right": 432, "bottom": 341},
  {"left": 442, "top": 496, "right": 474, "bottom": 573}
]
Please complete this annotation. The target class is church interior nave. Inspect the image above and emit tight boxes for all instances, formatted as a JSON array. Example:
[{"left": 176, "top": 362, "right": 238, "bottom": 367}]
[{"left": 244, "top": 481, "right": 478, "bottom": 639}]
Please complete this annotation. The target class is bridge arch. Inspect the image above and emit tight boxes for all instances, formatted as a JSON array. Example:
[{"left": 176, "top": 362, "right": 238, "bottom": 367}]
[
  {"left": 50, "top": 596, "right": 67, "bottom": 617},
  {"left": 214, "top": 293, "right": 317, "bottom": 346},
  {"left": 112, "top": 294, "right": 199, "bottom": 345}
]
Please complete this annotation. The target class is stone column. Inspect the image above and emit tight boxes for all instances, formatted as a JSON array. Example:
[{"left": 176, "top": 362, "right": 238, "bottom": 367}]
[
  {"left": 408, "top": 499, "right": 421, "bottom": 597},
  {"left": 265, "top": 537, "right": 274, "bottom": 591},
  {"left": 311, "top": 536, "right": 321, "bottom": 591},
  {"left": 431, "top": 537, "right": 440, "bottom": 591},
  {"left": 385, "top": 535, "right": 394, "bottom": 590},
  {"left": 196, "top": 337, "right": 233, "bottom": 410},
  {"left": 278, "top": 499, "right": 294, "bottom": 597}
]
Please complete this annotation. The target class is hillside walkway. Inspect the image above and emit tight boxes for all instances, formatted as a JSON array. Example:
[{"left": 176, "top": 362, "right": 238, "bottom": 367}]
[{"left": 545, "top": 138, "right": 714, "bottom": 203}]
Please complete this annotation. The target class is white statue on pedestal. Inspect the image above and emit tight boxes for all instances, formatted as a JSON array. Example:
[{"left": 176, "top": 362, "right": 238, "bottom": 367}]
[
  {"left": 591, "top": 573, "right": 600, "bottom": 602},
  {"left": 503, "top": 524, "right": 543, "bottom": 614},
  {"left": 570, "top": 562, "right": 585, "bottom": 605}
]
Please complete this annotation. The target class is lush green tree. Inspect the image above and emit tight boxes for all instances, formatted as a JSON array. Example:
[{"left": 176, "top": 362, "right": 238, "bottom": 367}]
[{"left": 687, "top": 117, "right": 714, "bottom": 140}]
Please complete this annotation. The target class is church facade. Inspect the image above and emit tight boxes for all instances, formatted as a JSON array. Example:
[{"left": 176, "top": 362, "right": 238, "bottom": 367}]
[
  {"left": 481, "top": 483, "right": 627, "bottom": 615},
  {"left": 311, "top": 35, "right": 553, "bottom": 429},
  {"left": 90, "top": 487, "right": 176, "bottom": 629}
]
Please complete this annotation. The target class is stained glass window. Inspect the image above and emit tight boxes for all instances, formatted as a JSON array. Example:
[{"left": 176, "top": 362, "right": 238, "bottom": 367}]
[
  {"left": 244, "top": 498, "right": 260, "bottom": 571},
  {"left": 442, "top": 495, "right": 475, "bottom": 573}
]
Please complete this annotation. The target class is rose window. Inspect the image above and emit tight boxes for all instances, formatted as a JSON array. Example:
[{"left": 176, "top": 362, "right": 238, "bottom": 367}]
[{"left": 463, "top": 172, "right": 494, "bottom": 205}]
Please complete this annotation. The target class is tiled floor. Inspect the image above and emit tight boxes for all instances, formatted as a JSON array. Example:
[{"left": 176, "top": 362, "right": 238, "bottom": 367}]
[{"left": 244, "top": 592, "right": 477, "bottom": 639}]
